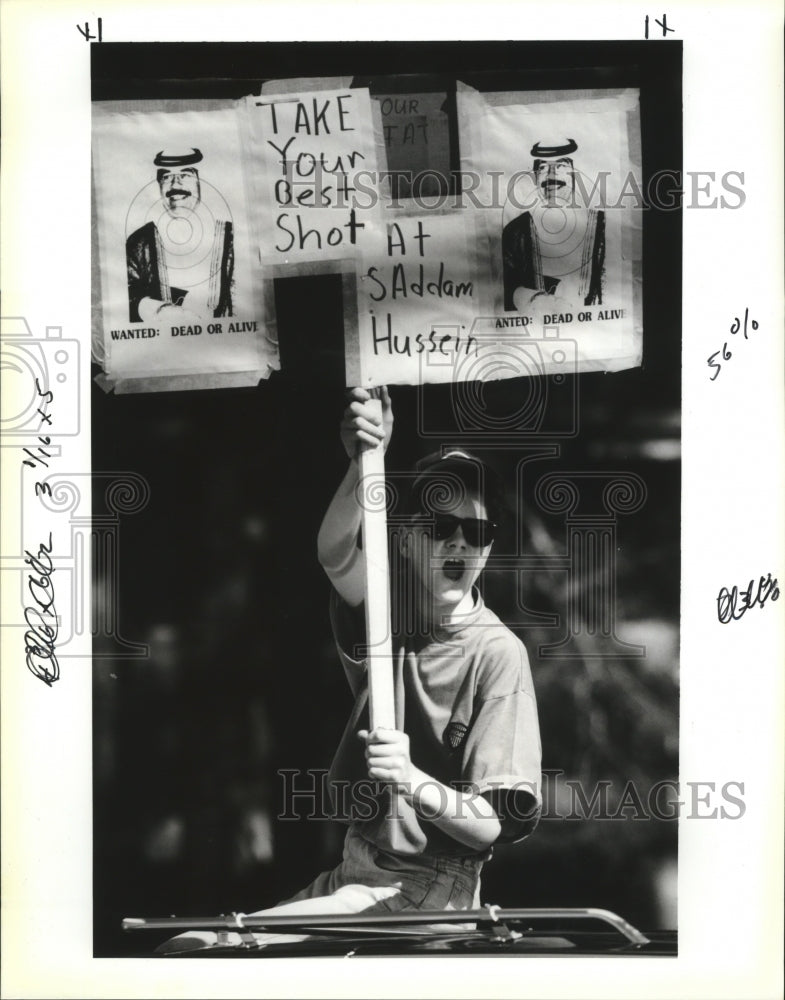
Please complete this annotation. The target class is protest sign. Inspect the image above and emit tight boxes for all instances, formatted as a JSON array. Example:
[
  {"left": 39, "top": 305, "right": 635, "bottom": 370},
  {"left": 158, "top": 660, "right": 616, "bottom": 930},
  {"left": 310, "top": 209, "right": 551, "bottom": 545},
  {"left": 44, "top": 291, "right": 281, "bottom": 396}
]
[
  {"left": 348, "top": 209, "right": 487, "bottom": 386},
  {"left": 244, "top": 88, "right": 384, "bottom": 270}
]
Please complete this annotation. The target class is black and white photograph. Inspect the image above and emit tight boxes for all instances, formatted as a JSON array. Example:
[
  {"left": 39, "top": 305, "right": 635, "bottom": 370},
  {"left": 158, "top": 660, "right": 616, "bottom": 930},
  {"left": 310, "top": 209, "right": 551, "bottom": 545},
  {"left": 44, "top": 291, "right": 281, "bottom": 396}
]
[
  {"left": 90, "top": 39, "right": 682, "bottom": 959},
  {"left": 1, "top": 5, "right": 782, "bottom": 1000}
]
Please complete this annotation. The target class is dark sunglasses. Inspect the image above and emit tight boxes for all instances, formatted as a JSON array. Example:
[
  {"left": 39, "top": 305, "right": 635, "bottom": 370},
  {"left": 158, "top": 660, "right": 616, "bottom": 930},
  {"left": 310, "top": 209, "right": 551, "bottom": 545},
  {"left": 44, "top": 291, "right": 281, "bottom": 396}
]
[{"left": 430, "top": 514, "right": 497, "bottom": 547}]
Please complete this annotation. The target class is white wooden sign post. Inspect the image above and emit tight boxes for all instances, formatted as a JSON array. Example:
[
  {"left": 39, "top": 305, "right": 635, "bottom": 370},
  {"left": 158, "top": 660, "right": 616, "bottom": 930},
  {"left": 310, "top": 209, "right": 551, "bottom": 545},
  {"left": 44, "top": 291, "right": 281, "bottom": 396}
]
[{"left": 358, "top": 395, "right": 396, "bottom": 731}]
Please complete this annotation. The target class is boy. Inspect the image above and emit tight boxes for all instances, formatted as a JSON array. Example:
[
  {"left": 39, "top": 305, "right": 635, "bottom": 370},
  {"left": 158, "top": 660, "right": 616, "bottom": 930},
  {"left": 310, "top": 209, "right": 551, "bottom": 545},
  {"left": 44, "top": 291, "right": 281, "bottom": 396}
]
[{"left": 160, "top": 387, "right": 540, "bottom": 952}]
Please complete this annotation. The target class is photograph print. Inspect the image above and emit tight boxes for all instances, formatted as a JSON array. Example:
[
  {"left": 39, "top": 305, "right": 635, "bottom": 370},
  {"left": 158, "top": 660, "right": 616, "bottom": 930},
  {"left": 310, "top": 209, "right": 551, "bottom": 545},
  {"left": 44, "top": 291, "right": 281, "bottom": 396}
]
[{"left": 90, "top": 40, "right": 682, "bottom": 960}]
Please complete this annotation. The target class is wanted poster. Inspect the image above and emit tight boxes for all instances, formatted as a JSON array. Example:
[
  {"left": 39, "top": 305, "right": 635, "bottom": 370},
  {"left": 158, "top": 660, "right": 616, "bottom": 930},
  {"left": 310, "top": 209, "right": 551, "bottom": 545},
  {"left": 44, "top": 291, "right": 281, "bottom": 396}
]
[
  {"left": 459, "top": 88, "right": 642, "bottom": 372},
  {"left": 93, "top": 106, "right": 278, "bottom": 385}
]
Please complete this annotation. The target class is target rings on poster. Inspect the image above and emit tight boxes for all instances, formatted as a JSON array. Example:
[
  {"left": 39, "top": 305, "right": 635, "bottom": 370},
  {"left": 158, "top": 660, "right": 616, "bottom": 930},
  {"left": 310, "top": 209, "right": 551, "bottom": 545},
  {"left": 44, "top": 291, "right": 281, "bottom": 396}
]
[
  {"left": 125, "top": 179, "right": 233, "bottom": 286},
  {"left": 526, "top": 169, "right": 597, "bottom": 279}
]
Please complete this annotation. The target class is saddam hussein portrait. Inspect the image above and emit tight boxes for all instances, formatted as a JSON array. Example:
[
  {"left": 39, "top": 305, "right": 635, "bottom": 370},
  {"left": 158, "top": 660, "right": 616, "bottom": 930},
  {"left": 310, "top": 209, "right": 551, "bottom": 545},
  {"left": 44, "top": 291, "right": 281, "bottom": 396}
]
[
  {"left": 502, "top": 138, "right": 605, "bottom": 314},
  {"left": 126, "top": 146, "right": 235, "bottom": 324}
]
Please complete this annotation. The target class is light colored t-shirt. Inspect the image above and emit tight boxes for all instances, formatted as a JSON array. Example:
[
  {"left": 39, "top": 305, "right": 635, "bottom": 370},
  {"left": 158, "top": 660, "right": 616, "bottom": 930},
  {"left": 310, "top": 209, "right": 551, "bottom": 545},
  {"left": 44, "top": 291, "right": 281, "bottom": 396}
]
[{"left": 327, "top": 588, "right": 542, "bottom": 859}]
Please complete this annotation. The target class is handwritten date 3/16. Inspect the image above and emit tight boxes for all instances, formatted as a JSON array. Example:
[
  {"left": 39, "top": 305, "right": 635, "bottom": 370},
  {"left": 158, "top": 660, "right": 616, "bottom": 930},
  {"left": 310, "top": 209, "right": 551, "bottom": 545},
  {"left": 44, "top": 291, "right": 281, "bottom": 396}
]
[
  {"left": 716, "top": 573, "right": 779, "bottom": 624},
  {"left": 24, "top": 533, "right": 60, "bottom": 685}
]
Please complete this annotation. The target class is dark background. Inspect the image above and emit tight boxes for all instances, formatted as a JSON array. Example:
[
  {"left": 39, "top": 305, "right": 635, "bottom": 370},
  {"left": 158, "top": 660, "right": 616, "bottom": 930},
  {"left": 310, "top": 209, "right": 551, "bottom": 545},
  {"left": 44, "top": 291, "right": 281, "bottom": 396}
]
[{"left": 91, "top": 41, "right": 682, "bottom": 956}]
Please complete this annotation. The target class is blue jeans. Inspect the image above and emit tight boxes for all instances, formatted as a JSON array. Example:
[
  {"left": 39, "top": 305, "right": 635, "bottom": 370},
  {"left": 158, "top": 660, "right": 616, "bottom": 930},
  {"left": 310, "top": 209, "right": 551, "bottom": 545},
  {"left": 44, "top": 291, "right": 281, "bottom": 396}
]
[{"left": 278, "top": 824, "right": 483, "bottom": 912}]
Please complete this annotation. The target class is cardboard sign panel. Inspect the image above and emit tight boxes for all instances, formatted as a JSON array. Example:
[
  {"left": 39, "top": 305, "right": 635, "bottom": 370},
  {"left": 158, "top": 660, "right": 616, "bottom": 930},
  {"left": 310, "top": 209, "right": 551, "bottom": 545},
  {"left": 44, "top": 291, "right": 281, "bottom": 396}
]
[
  {"left": 350, "top": 209, "right": 483, "bottom": 387},
  {"left": 375, "top": 92, "right": 452, "bottom": 202},
  {"left": 245, "top": 88, "right": 384, "bottom": 270}
]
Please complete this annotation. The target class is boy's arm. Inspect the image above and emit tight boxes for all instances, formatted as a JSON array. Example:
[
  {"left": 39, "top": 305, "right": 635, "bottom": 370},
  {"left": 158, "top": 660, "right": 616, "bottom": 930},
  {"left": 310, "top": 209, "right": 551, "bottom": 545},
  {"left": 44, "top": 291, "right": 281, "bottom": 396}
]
[
  {"left": 317, "top": 461, "right": 365, "bottom": 607},
  {"left": 359, "top": 728, "right": 502, "bottom": 852},
  {"left": 407, "top": 765, "right": 502, "bottom": 852},
  {"left": 317, "top": 387, "right": 393, "bottom": 608}
]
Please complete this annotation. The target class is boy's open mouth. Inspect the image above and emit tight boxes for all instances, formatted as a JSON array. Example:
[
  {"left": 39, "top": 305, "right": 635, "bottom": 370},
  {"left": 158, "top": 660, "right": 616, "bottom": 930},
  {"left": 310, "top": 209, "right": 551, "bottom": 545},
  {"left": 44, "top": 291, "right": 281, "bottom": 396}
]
[{"left": 442, "top": 559, "right": 465, "bottom": 582}]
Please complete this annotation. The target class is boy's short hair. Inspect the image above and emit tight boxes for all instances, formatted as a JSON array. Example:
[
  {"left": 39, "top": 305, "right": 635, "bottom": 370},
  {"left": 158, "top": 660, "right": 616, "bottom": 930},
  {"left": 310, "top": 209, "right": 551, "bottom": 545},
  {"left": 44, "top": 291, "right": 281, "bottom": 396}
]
[{"left": 403, "top": 449, "right": 504, "bottom": 524}]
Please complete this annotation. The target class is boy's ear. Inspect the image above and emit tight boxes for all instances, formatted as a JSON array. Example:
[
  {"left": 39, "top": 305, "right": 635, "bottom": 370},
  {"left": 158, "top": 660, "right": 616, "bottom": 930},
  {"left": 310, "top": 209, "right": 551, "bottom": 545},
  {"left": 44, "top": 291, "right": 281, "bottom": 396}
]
[{"left": 398, "top": 526, "right": 412, "bottom": 558}]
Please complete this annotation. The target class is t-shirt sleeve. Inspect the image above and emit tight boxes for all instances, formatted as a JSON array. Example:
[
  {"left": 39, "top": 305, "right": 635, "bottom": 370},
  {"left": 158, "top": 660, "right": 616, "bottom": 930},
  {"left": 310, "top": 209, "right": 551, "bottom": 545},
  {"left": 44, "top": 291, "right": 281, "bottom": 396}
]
[
  {"left": 329, "top": 588, "right": 368, "bottom": 697},
  {"left": 460, "top": 638, "right": 542, "bottom": 844}
]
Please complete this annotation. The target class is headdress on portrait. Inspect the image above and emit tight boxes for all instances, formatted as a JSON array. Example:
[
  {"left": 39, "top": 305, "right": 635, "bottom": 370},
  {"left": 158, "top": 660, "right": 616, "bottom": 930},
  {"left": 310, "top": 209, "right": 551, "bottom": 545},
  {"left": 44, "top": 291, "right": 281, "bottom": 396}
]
[
  {"left": 153, "top": 148, "right": 203, "bottom": 168},
  {"left": 530, "top": 139, "right": 578, "bottom": 159}
]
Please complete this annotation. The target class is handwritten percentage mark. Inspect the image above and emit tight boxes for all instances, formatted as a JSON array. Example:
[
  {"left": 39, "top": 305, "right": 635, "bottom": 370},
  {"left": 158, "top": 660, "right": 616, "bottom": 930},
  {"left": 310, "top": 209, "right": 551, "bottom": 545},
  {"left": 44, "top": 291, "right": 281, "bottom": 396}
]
[
  {"left": 707, "top": 307, "right": 759, "bottom": 380},
  {"left": 730, "top": 307, "right": 758, "bottom": 341}
]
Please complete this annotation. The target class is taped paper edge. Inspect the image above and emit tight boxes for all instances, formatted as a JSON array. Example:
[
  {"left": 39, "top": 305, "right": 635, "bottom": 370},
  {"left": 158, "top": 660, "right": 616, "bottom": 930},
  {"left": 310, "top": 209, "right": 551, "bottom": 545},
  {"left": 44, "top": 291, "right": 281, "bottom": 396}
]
[
  {"left": 100, "top": 368, "right": 273, "bottom": 395},
  {"left": 260, "top": 76, "right": 354, "bottom": 96}
]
